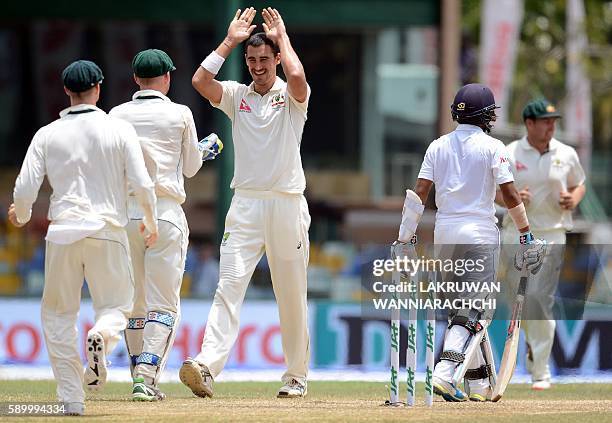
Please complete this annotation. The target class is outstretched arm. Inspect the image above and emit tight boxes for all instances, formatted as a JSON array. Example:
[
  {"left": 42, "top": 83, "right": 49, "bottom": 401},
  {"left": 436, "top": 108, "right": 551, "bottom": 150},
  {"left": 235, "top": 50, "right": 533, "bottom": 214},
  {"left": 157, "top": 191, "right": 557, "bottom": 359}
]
[
  {"left": 262, "top": 7, "right": 307, "bottom": 103},
  {"left": 193, "top": 7, "right": 257, "bottom": 104}
]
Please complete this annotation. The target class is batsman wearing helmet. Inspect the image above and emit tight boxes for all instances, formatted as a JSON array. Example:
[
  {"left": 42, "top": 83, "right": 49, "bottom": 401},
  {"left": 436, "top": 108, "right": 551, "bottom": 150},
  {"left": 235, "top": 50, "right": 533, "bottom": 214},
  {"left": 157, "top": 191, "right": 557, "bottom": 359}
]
[
  {"left": 179, "top": 7, "right": 311, "bottom": 399},
  {"left": 110, "top": 49, "right": 222, "bottom": 401},
  {"left": 391, "top": 83, "right": 546, "bottom": 401},
  {"left": 8, "top": 60, "right": 158, "bottom": 415}
]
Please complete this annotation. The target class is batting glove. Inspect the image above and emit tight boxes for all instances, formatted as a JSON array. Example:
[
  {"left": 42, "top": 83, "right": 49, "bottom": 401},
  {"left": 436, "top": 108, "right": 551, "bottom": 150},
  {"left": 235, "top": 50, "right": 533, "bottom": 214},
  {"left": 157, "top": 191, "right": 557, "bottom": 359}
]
[
  {"left": 198, "top": 133, "right": 224, "bottom": 161},
  {"left": 391, "top": 235, "right": 418, "bottom": 261},
  {"left": 514, "top": 232, "right": 547, "bottom": 274}
]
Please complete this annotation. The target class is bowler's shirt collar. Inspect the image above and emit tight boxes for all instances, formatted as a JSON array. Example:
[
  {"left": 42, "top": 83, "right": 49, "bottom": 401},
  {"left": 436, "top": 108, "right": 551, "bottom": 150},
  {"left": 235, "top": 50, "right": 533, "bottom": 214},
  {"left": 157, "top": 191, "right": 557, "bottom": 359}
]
[
  {"left": 133, "top": 89, "right": 170, "bottom": 102},
  {"left": 59, "top": 104, "right": 102, "bottom": 118}
]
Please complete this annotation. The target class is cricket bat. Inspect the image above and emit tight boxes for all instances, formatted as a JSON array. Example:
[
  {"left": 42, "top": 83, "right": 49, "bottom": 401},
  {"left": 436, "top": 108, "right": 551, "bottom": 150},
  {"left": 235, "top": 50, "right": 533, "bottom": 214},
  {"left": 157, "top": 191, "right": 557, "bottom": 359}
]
[{"left": 491, "top": 263, "right": 530, "bottom": 402}]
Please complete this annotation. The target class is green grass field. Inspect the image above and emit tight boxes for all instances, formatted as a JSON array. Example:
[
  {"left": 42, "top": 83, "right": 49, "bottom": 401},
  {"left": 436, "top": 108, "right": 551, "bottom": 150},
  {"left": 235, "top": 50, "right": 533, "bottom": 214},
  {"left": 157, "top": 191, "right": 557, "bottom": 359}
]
[{"left": 1, "top": 380, "right": 612, "bottom": 422}]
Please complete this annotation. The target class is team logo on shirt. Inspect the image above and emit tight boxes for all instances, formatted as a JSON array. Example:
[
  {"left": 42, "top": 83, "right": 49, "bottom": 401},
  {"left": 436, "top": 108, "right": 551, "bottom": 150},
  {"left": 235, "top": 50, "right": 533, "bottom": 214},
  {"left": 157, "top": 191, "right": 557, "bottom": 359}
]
[
  {"left": 271, "top": 94, "right": 285, "bottom": 110},
  {"left": 239, "top": 99, "right": 252, "bottom": 113},
  {"left": 500, "top": 156, "right": 509, "bottom": 164},
  {"left": 515, "top": 160, "right": 528, "bottom": 171}
]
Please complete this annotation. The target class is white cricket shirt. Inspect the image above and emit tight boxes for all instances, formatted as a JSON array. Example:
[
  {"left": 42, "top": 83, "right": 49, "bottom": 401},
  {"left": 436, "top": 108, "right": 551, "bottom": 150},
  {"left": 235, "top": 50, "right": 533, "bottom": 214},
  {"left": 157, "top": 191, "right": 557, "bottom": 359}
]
[
  {"left": 212, "top": 77, "right": 310, "bottom": 193},
  {"left": 418, "top": 124, "right": 514, "bottom": 224},
  {"left": 110, "top": 89, "right": 202, "bottom": 204},
  {"left": 501, "top": 136, "right": 585, "bottom": 231},
  {"left": 13, "top": 104, "right": 157, "bottom": 243}
]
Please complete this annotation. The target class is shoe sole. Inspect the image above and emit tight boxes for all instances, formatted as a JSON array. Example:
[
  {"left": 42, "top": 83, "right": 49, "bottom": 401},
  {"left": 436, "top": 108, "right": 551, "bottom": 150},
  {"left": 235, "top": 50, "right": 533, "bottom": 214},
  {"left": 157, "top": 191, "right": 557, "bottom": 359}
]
[
  {"left": 132, "top": 393, "right": 157, "bottom": 402},
  {"left": 469, "top": 394, "right": 487, "bottom": 402},
  {"left": 63, "top": 402, "right": 84, "bottom": 415},
  {"left": 433, "top": 382, "right": 466, "bottom": 402},
  {"left": 277, "top": 391, "right": 307, "bottom": 399},
  {"left": 277, "top": 387, "right": 307, "bottom": 398},
  {"left": 179, "top": 362, "right": 213, "bottom": 398},
  {"left": 85, "top": 333, "right": 107, "bottom": 391}
]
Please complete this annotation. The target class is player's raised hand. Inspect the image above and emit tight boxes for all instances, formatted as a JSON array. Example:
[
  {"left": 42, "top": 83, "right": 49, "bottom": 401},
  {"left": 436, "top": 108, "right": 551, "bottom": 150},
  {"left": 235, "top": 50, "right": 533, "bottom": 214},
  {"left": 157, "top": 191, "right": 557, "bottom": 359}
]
[
  {"left": 226, "top": 7, "right": 257, "bottom": 47},
  {"left": 7, "top": 203, "right": 25, "bottom": 228},
  {"left": 262, "top": 7, "right": 286, "bottom": 43}
]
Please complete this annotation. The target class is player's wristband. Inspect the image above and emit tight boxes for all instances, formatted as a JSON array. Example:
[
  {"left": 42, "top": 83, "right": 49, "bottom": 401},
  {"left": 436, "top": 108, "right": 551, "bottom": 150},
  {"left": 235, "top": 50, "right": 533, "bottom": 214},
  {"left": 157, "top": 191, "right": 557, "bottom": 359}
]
[
  {"left": 519, "top": 231, "right": 535, "bottom": 245},
  {"left": 201, "top": 51, "right": 225, "bottom": 75}
]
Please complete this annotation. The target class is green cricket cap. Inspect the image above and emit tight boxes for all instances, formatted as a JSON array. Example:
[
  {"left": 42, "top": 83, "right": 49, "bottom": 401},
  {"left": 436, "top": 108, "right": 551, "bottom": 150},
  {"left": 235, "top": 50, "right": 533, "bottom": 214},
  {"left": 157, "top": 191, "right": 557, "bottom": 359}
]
[
  {"left": 62, "top": 60, "right": 104, "bottom": 93},
  {"left": 132, "top": 49, "right": 176, "bottom": 78},
  {"left": 522, "top": 99, "right": 562, "bottom": 120}
]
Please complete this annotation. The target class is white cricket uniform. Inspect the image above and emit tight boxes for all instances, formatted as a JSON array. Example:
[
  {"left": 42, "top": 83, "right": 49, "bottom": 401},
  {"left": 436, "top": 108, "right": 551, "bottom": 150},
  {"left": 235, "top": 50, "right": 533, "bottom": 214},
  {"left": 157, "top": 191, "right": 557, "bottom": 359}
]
[
  {"left": 110, "top": 89, "right": 203, "bottom": 385},
  {"left": 12, "top": 103, "right": 157, "bottom": 405},
  {"left": 418, "top": 124, "right": 514, "bottom": 388},
  {"left": 418, "top": 124, "right": 514, "bottom": 244},
  {"left": 501, "top": 136, "right": 585, "bottom": 382},
  {"left": 195, "top": 77, "right": 311, "bottom": 385}
]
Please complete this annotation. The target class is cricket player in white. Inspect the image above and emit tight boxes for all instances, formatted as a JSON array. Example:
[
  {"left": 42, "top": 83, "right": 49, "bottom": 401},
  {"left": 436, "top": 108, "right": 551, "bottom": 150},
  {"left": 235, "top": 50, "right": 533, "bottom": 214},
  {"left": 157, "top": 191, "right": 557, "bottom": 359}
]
[
  {"left": 8, "top": 60, "right": 158, "bottom": 416},
  {"left": 179, "top": 7, "right": 311, "bottom": 398},
  {"left": 392, "top": 84, "right": 546, "bottom": 402},
  {"left": 498, "top": 99, "right": 586, "bottom": 390},
  {"left": 110, "top": 49, "right": 221, "bottom": 401}
]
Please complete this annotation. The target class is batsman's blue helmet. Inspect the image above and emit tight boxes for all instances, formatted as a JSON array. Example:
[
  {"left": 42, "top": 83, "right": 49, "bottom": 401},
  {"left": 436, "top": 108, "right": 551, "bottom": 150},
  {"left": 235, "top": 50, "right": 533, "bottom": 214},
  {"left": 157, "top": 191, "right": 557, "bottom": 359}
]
[{"left": 450, "top": 83, "right": 500, "bottom": 132}]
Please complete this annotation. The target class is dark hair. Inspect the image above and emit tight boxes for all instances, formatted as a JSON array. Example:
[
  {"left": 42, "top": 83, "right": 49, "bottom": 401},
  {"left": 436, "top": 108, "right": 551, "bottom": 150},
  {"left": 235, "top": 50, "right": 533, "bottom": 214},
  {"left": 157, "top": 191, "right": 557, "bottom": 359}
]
[
  {"left": 245, "top": 32, "right": 280, "bottom": 55},
  {"left": 454, "top": 107, "right": 497, "bottom": 133},
  {"left": 457, "top": 116, "right": 483, "bottom": 126}
]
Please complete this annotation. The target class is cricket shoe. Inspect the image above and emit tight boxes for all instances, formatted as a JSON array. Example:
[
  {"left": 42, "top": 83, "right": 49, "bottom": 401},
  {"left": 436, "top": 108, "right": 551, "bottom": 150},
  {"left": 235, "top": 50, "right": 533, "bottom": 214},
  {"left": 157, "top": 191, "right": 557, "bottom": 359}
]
[
  {"left": 132, "top": 377, "right": 166, "bottom": 401},
  {"left": 84, "top": 332, "right": 107, "bottom": 391},
  {"left": 532, "top": 380, "right": 551, "bottom": 391},
  {"left": 277, "top": 379, "right": 307, "bottom": 398},
  {"left": 433, "top": 376, "right": 467, "bottom": 402},
  {"left": 467, "top": 383, "right": 492, "bottom": 402},
  {"left": 468, "top": 388, "right": 491, "bottom": 402},
  {"left": 63, "top": 402, "right": 84, "bottom": 416},
  {"left": 179, "top": 358, "right": 214, "bottom": 398}
]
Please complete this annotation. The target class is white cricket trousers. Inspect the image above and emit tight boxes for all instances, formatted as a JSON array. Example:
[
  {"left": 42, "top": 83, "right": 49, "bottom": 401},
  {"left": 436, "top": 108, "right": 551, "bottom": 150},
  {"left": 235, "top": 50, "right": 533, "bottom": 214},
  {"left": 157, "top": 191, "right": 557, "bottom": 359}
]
[
  {"left": 433, "top": 219, "right": 500, "bottom": 389},
  {"left": 502, "top": 227, "right": 565, "bottom": 382},
  {"left": 41, "top": 225, "right": 134, "bottom": 404},
  {"left": 196, "top": 189, "right": 311, "bottom": 384},
  {"left": 125, "top": 197, "right": 188, "bottom": 385}
]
